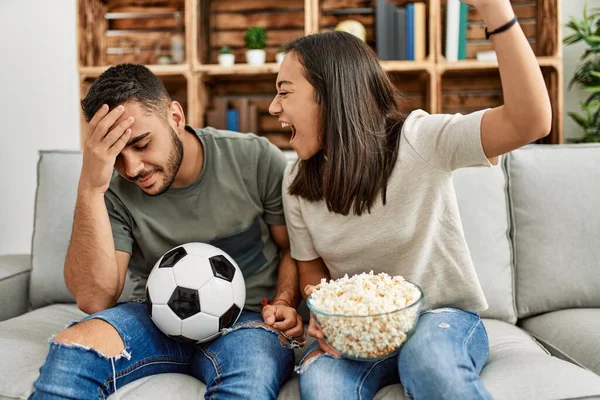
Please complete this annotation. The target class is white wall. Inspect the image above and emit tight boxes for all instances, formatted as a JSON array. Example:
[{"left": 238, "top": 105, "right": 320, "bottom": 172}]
[
  {"left": 0, "top": 1, "right": 80, "bottom": 254},
  {"left": 0, "top": 0, "right": 594, "bottom": 254},
  {"left": 561, "top": 0, "right": 593, "bottom": 141}
]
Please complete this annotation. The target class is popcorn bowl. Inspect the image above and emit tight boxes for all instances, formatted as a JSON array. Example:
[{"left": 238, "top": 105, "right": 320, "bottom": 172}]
[{"left": 306, "top": 281, "right": 424, "bottom": 361}]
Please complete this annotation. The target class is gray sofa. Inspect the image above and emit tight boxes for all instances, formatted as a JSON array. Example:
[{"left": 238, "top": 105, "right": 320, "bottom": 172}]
[{"left": 1, "top": 145, "right": 600, "bottom": 400}]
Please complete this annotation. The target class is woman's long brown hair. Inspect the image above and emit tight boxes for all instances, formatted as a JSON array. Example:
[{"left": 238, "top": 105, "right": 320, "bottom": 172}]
[{"left": 286, "top": 31, "right": 407, "bottom": 216}]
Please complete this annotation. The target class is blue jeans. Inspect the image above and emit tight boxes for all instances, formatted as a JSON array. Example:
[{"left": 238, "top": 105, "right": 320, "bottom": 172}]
[
  {"left": 30, "top": 301, "right": 295, "bottom": 399},
  {"left": 298, "top": 308, "right": 493, "bottom": 400}
]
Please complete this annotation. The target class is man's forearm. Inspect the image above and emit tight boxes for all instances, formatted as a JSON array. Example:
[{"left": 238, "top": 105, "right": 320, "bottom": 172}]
[
  {"left": 64, "top": 190, "right": 121, "bottom": 313},
  {"left": 272, "top": 248, "right": 301, "bottom": 308}
]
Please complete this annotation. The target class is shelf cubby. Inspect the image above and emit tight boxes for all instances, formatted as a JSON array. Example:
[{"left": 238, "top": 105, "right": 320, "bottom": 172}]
[
  {"left": 196, "top": 0, "right": 306, "bottom": 66},
  {"left": 440, "top": 64, "right": 563, "bottom": 143},
  {"left": 78, "top": 0, "right": 189, "bottom": 67},
  {"left": 438, "top": 0, "right": 560, "bottom": 63},
  {"left": 318, "top": 0, "right": 435, "bottom": 64},
  {"left": 200, "top": 73, "right": 292, "bottom": 148}
]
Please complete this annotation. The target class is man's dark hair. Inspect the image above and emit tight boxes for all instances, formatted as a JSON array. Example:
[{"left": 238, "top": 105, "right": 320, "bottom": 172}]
[
  {"left": 81, "top": 64, "right": 171, "bottom": 123},
  {"left": 285, "top": 32, "right": 407, "bottom": 216}
]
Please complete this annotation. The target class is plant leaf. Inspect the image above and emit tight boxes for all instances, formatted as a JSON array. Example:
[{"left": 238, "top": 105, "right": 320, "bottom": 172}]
[
  {"left": 563, "top": 33, "right": 581, "bottom": 44},
  {"left": 568, "top": 111, "right": 590, "bottom": 128}
]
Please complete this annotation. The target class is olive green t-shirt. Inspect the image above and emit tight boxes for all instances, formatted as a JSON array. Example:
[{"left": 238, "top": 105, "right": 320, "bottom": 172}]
[{"left": 105, "top": 127, "right": 288, "bottom": 312}]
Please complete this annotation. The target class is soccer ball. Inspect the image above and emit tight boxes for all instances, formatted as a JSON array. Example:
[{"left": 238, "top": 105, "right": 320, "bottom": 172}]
[{"left": 145, "top": 243, "right": 246, "bottom": 344}]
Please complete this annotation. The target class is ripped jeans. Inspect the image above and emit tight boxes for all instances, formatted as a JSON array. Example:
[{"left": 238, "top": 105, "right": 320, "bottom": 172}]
[
  {"left": 29, "top": 301, "right": 295, "bottom": 399},
  {"left": 298, "top": 307, "right": 494, "bottom": 400}
]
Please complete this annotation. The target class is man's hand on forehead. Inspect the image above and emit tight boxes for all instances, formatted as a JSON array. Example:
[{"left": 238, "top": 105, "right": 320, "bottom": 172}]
[{"left": 78, "top": 104, "right": 135, "bottom": 194}]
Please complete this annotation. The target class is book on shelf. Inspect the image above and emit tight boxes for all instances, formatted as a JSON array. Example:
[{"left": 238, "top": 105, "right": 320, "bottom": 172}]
[
  {"left": 476, "top": 50, "right": 497, "bottom": 62},
  {"left": 206, "top": 98, "right": 228, "bottom": 129},
  {"left": 376, "top": 0, "right": 392, "bottom": 60},
  {"left": 406, "top": 3, "right": 415, "bottom": 60},
  {"left": 445, "top": 0, "right": 460, "bottom": 62},
  {"left": 226, "top": 109, "right": 239, "bottom": 132},
  {"left": 446, "top": 0, "right": 469, "bottom": 61},
  {"left": 413, "top": 2, "right": 426, "bottom": 61},
  {"left": 238, "top": 98, "right": 250, "bottom": 133},
  {"left": 393, "top": 7, "right": 407, "bottom": 61},
  {"left": 458, "top": 2, "right": 468, "bottom": 60}
]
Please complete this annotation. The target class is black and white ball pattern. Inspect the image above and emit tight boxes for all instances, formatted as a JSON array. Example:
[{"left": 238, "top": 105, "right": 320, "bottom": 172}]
[{"left": 145, "top": 243, "right": 246, "bottom": 343}]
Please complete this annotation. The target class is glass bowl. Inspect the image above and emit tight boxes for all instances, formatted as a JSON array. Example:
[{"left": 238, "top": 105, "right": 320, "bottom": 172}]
[{"left": 306, "top": 283, "right": 424, "bottom": 361}]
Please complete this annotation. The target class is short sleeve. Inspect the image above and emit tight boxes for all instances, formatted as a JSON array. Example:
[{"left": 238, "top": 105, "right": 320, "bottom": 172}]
[
  {"left": 281, "top": 164, "right": 319, "bottom": 261},
  {"left": 104, "top": 189, "right": 134, "bottom": 254},
  {"left": 256, "top": 138, "right": 288, "bottom": 226},
  {"left": 401, "top": 109, "right": 492, "bottom": 171}
]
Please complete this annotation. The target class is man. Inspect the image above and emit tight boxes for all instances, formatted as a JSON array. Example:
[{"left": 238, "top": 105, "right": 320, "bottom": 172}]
[{"left": 30, "top": 64, "right": 304, "bottom": 399}]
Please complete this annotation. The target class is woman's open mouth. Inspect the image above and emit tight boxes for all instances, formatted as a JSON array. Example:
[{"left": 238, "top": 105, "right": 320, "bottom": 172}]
[{"left": 281, "top": 121, "right": 297, "bottom": 143}]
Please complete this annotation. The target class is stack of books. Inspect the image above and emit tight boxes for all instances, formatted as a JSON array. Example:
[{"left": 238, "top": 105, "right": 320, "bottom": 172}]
[{"left": 376, "top": 0, "right": 427, "bottom": 61}]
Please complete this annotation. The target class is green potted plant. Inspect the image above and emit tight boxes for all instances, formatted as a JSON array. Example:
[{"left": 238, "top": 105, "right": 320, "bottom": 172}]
[
  {"left": 218, "top": 46, "right": 235, "bottom": 67},
  {"left": 276, "top": 46, "right": 285, "bottom": 65},
  {"left": 245, "top": 26, "right": 267, "bottom": 66},
  {"left": 563, "top": 4, "right": 600, "bottom": 142}
]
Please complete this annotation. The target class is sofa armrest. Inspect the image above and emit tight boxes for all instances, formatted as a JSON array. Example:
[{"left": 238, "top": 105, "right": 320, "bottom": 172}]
[{"left": 0, "top": 254, "right": 32, "bottom": 322}]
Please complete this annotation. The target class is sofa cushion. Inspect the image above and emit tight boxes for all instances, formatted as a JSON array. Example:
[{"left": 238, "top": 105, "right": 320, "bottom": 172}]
[
  {"left": 30, "top": 151, "right": 85, "bottom": 309},
  {"left": 481, "top": 318, "right": 600, "bottom": 399},
  {"left": 29, "top": 151, "right": 134, "bottom": 309},
  {"left": 3, "top": 306, "right": 600, "bottom": 400},
  {"left": 520, "top": 308, "right": 600, "bottom": 375},
  {"left": 0, "top": 304, "right": 86, "bottom": 399},
  {"left": 0, "top": 254, "right": 31, "bottom": 322},
  {"left": 453, "top": 161, "right": 516, "bottom": 323},
  {"left": 506, "top": 144, "right": 600, "bottom": 318},
  {"left": 346, "top": 319, "right": 600, "bottom": 400}
]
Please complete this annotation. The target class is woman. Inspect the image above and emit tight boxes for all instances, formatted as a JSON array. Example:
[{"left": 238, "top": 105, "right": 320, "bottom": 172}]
[{"left": 269, "top": 0, "right": 551, "bottom": 398}]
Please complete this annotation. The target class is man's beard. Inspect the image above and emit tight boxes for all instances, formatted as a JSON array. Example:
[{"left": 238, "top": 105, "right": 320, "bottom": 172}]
[{"left": 146, "top": 127, "right": 184, "bottom": 196}]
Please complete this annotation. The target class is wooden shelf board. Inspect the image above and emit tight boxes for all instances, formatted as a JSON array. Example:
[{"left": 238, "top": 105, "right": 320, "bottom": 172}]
[
  {"left": 195, "top": 60, "right": 434, "bottom": 76},
  {"left": 321, "top": 8, "right": 374, "bottom": 15},
  {"left": 196, "top": 63, "right": 281, "bottom": 76},
  {"left": 381, "top": 61, "right": 434, "bottom": 72},
  {"left": 438, "top": 56, "right": 561, "bottom": 72},
  {"left": 79, "top": 64, "right": 189, "bottom": 77},
  {"left": 105, "top": 12, "right": 180, "bottom": 20}
]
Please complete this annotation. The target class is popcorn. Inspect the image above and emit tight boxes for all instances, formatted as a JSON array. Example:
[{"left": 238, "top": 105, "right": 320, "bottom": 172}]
[{"left": 308, "top": 271, "right": 422, "bottom": 360}]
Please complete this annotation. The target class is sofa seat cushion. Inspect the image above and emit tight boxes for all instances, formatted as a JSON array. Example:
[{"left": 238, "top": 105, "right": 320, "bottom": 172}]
[
  {"left": 481, "top": 319, "right": 600, "bottom": 399},
  {"left": 520, "top": 308, "right": 600, "bottom": 376},
  {"left": 342, "top": 319, "right": 600, "bottom": 400},
  {"left": 0, "top": 304, "right": 86, "bottom": 399},
  {"left": 3, "top": 307, "right": 600, "bottom": 400}
]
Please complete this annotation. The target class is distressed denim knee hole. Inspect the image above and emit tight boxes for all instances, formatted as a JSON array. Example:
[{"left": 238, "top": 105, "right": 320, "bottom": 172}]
[{"left": 53, "top": 319, "right": 131, "bottom": 360}]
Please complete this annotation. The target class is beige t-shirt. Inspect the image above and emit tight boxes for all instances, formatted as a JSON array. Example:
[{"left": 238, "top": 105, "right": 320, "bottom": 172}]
[{"left": 282, "top": 109, "right": 493, "bottom": 312}]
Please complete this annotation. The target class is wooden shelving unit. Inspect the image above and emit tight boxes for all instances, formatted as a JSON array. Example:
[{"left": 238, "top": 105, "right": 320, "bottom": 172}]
[{"left": 77, "top": 0, "right": 563, "bottom": 147}]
